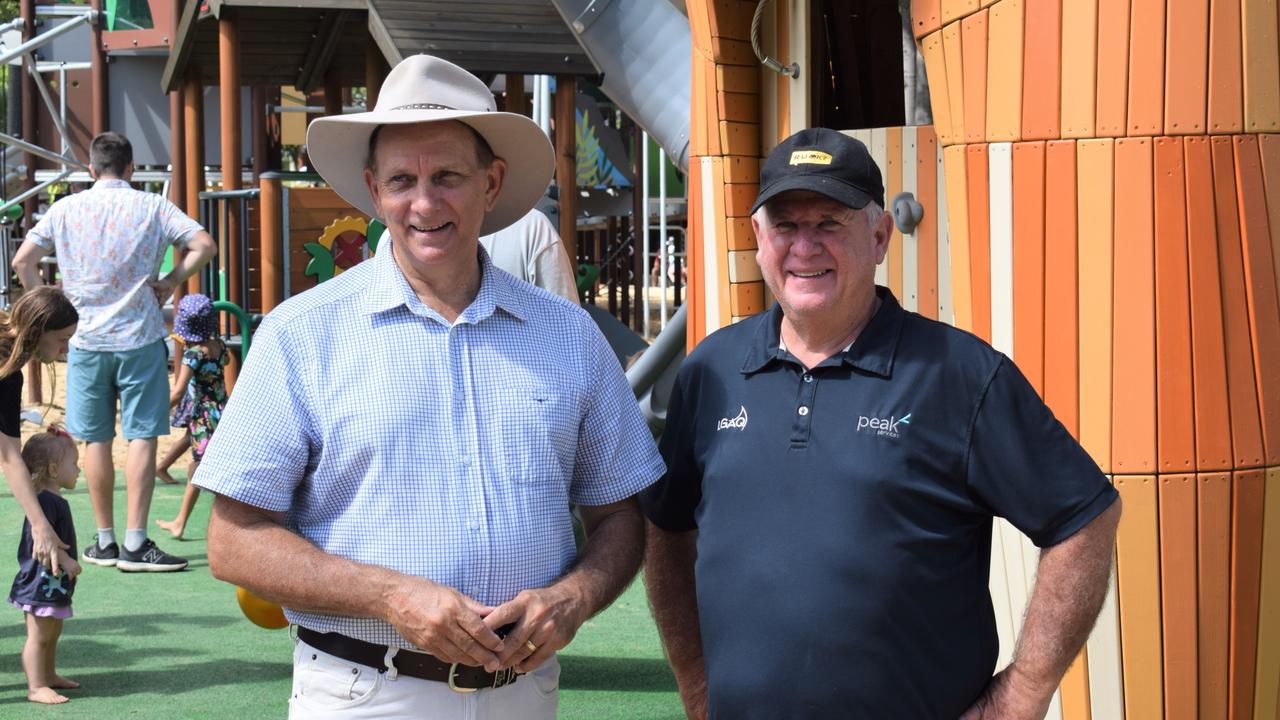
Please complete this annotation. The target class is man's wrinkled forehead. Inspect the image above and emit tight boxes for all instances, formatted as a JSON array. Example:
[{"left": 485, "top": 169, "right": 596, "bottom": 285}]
[{"left": 760, "top": 190, "right": 860, "bottom": 220}]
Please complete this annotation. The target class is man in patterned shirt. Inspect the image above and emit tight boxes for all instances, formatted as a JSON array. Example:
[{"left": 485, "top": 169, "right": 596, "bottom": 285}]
[
  {"left": 13, "top": 131, "right": 216, "bottom": 574},
  {"left": 194, "top": 55, "right": 664, "bottom": 718}
]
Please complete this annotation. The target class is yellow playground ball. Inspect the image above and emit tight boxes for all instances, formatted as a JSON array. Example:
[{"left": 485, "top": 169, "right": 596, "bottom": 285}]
[{"left": 236, "top": 586, "right": 288, "bottom": 629}]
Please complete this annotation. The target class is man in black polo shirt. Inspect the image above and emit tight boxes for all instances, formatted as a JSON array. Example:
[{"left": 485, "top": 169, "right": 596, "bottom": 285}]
[{"left": 641, "top": 128, "right": 1122, "bottom": 719}]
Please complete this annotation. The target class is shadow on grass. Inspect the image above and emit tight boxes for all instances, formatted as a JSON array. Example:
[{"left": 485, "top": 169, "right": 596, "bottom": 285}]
[
  {"left": 0, "top": 611, "right": 233, "bottom": 641},
  {"left": 560, "top": 655, "right": 678, "bottom": 693},
  {"left": 0, "top": 657, "right": 292, "bottom": 703}
]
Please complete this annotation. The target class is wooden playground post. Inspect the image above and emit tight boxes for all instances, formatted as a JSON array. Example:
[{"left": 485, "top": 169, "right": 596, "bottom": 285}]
[
  {"left": 505, "top": 73, "right": 526, "bottom": 115},
  {"left": 555, "top": 75, "right": 577, "bottom": 264},
  {"left": 219, "top": 8, "right": 242, "bottom": 322},
  {"left": 365, "top": 37, "right": 386, "bottom": 110},
  {"left": 258, "top": 172, "right": 282, "bottom": 314},
  {"left": 89, "top": 0, "right": 106, "bottom": 137},
  {"left": 324, "top": 67, "right": 342, "bottom": 117},
  {"left": 182, "top": 66, "right": 205, "bottom": 295}
]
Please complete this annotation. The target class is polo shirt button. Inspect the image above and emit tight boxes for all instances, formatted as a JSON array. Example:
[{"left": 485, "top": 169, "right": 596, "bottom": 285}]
[
  {"left": 803, "top": 374, "right": 813, "bottom": 383},
  {"left": 797, "top": 406, "right": 809, "bottom": 416}
]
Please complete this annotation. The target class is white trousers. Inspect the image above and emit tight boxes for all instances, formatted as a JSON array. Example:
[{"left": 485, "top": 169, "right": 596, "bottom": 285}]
[{"left": 288, "top": 638, "right": 560, "bottom": 719}]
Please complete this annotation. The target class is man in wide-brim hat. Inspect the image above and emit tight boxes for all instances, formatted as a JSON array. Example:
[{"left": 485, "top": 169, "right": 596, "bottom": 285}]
[{"left": 194, "top": 55, "right": 664, "bottom": 718}]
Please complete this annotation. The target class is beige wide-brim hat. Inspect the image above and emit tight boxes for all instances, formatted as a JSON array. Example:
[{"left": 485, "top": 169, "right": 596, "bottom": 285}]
[{"left": 306, "top": 54, "right": 555, "bottom": 236}]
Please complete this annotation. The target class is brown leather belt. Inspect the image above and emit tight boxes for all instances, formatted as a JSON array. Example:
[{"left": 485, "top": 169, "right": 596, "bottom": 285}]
[{"left": 297, "top": 627, "right": 520, "bottom": 693}]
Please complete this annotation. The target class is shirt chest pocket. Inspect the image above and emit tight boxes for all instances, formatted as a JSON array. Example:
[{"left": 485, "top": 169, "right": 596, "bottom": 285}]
[{"left": 491, "top": 383, "right": 573, "bottom": 483}]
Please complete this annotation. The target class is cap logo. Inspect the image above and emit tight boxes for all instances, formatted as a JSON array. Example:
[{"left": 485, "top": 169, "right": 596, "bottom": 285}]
[{"left": 789, "top": 150, "right": 832, "bottom": 166}]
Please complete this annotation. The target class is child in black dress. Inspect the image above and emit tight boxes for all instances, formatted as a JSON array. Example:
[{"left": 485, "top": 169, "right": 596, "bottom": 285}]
[{"left": 9, "top": 427, "right": 81, "bottom": 704}]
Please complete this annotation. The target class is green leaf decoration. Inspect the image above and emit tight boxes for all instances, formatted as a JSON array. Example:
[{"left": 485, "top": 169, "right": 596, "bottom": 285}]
[
  {"left": 303, "top": 243, "right": 336, "bottom": 283},
  {"left": 576, "top": 109, "right": 605, "bottom": 188},
  {"left": 367, "top": 219, "right": 386, "bottom": 253}
]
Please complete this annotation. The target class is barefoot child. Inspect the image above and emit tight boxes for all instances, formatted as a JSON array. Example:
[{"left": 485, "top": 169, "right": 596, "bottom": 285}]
[
  {"left": 9, "top": 427, "right": 82, "bottom": 704},
  {"left": 156, "top": 295, "right": 228, "bottom": 539}
]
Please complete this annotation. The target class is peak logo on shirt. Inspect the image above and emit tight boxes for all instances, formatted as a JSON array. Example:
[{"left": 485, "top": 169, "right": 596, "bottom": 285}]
[
  {"left": 716, "top": 406, "right": 749, "bottom": 431},
  {"left": 857, "top": 412, "right": 911, "bottom": 439}
]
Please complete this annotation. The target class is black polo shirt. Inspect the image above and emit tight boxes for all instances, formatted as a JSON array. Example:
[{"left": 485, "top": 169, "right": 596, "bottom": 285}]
[{"left": 641, "top": 288, "right": 1118, "bottom": 719}]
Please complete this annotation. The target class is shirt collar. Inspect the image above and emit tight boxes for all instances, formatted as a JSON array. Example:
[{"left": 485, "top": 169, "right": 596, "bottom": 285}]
[
  {"left": 360, "top": 239, "right": 528, "bottom": 324},
  {"left": 92, "top": 178, "right": 131, "bottom": 190},
  {"left": 741, "top": 286, "right": 904, "bottom": 377}
]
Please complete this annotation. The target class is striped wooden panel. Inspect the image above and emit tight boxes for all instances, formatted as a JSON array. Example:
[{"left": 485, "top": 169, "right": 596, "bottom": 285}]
[
  {"left": 917, "top": 127, "right": 940, "bottom": 319},
  {"left": 687, "top": 156, "right": 705, "bottom": 346},
  {"left": 902, "top": 126, "right": 920, "bottom": 312},
  {"left": 886, "top": 127, "right": 904, "bottom": 297},
  {"left": 1232, "top": 136, "right": 1280, "bottom": 466},
  {"left": 1126, "top": 0, "right": 1165, "bottom": 136},
  {"left": 1095, "top": 0, "right": 1132, "bottom": 137},
  {"left": 921, "top": 32, "right": 955, "bottom": 146},
  {"left": 1207, "top": 0, "right": 1243, "bottom": 133},
  {"left": 1210, "top": 137, "right": 1265, "bottom": 468},
  {"left": 986, "top": 0, "right": 1023, "bottom": 142},
  {"left": 1199, "top": 472, "right": 1233, "bottom": 720},
  {"left": 1088, "top": 514, "right": 1127, "bottom": 720},
  {"left": 711, "top": 156, "right": 732, "bottom": 330},
  {"left": 944, "top": 23, "right": 968, "bottom": 144},
  {"left": 1164, "top": 0, "right": 1210, "bottom": 134},
  {"left": 962, "top": 11, "right": 990, "bottom": 145},
  {"left": 988, "top": 143, "right": 1013, "bottom": 357},
  {"left": 966, "top": 144, "right": 993, "bottom": 342},
  {"left": 1229, "top": 469, "right": 1266, "bottom": 719},
  {"left": 944, "top": 144, "right": 972, "bottom": 329},
  {"left": 696, "top": 156, "right": 717, "bottom": 339},
  {"left": 1111, "top": 138, "right": 1157, "bottom": 474},
  {"left": 1044, "top": 140, "right": 1080, "bottom": 436},
  {"left": 1061, "top": 0, "right": 1099, "bottom": 138},
  {"left": 912, "top": 0, "right": 943, "bottom": 39},
  {"left": 1256, "top": 467, "right": 1280, "bottom": 720},
  {"left": 1115, "top": 475, "right": 1165, "bottom": 718},
  {"left": 1061, "top": 648, "right": 1095, "bottom": 720},
  {"left": 1242, "top": 0, "right": 1280, "bottom": 132},
  {"left": 1077, "top": 139, "right": 1114, "bottom": 473},
  {"left": 1184, "top": 137, "right": 1234, "bottom": 471},
  {"left": 1262, "top": 136, "right": 1280, "bottom": 353},
  {"left": 869, "top": 129, "right": 890, "bottom": 288},
  {"left": 1159, "top": 474, "right": 1200, "bottom": 720},
  {"left": 769, "top": 0, "right": 788, "bottom": 147},
  {"left": 941, "top": 0, "right": 980, "bottom": 25},
  {"left": 938, "top": 138, "right": 954, "bottom": 324},
  {"left": 1021, "top": 0, "right": 1062, "bottom": 140},
  {"left": 989, "top": 521, "right": 1019, "bottom": 671},
  {"left": 691, "top": 56, "right": 719, "bottom": 156},
  {"left": 1153, "top": 138, "right": 1197, "bottom": 472},
  {"left": 726, "top": 217, "right": 755, "bottom": 251},
  {"left": 727, "top": 250, "right": 761, "bottom": 283},
  {"left": 729, "top": 281, "right": 763, "bottom": 316},
  {"left": 1011, "top": 141, "right": 1046, "bottom": 394}
]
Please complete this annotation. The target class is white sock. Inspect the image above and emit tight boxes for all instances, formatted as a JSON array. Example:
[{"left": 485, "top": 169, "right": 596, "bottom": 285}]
[
  {"left": 97, "top": 528, "right": 116, "bottom": 548},
  {"left": 124, "top": 529, "right": 147, "bottom": 553}
]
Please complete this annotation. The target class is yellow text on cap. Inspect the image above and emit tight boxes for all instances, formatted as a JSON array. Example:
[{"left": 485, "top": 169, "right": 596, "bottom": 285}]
[{"left": 790, "top": 150, "right": 833, "bottom": 166}]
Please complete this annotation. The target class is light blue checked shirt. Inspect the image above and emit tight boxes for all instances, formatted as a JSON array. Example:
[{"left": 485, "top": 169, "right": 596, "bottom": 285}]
[{"left": 195, "top": 242, "right": 665, "bottom": 648}]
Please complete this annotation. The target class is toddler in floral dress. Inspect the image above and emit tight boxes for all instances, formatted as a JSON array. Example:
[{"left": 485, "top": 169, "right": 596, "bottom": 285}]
[{"left": 156, "top": 294, "right": 228, "bottom": 540}]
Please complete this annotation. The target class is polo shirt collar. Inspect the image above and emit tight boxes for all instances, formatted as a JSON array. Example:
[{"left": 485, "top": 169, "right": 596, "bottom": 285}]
[
  {"left": 741, "top": 286, "right": 904, "bottom": 377},
  {"left": 361, "top": 240, "right": 529, "bottom": 324}
]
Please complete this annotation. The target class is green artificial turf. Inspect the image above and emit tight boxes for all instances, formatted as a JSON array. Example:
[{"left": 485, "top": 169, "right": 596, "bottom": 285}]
[{"left": 0, "top": 475, "right": 684, "bottom": 718}]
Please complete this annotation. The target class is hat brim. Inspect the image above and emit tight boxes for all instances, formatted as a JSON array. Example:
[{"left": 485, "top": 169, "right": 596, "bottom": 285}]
[
  {"left": 750, "top": 175, "right": 878, "bottom": 216},
  {"left": 306, "top": 109, "right": 555, "bottom": 236}
]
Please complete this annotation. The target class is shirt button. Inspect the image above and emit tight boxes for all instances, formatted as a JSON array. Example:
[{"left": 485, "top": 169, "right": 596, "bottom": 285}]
[
  {"left": 803, "top": 374, "right": 813, "bottom": 383},
  {"left": 468, "top": 520, "right": 479, "bottom": 531},
  {"left": 459, "top": 455, "right": 470, "bottom": 466},
  {"left": 798, "top": 406, "right": 810, "bottom": 416}
]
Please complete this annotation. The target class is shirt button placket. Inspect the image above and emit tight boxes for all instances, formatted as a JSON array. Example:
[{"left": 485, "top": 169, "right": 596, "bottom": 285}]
[{"left": 790, "top": 371, "right": 818, "bottom": 446}]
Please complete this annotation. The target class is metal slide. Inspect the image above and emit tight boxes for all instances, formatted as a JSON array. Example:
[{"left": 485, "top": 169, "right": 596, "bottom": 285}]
[{"left": 551, "top": 0, "right": 692, "bottom": 434}]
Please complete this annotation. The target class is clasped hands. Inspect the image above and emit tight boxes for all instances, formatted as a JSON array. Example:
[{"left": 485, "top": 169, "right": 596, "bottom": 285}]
[{"left": 386, "top": 577, "right": 586, "bottom": 674}]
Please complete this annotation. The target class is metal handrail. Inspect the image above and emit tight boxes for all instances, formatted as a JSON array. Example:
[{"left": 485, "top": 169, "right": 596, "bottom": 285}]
[{"left": 212, "top": 301, "right": 252, "bottom": 364}]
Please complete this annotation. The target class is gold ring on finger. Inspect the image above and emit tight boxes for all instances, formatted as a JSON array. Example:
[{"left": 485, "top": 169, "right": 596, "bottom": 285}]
[{"left": 525, "top": 640, "right": 538, "bottom": 653}]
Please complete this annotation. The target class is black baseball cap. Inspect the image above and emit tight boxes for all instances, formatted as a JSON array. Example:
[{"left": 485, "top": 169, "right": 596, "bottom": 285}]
[{"left": 750, "top": 128, "right": 885, "bottom": 215}]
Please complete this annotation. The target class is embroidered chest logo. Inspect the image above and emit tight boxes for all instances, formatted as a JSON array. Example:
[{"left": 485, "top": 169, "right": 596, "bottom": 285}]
[
  {"left": 856, "top": 412, "right": 912, "bottom": 439},
  {"left": 717, "top": 406, "right": 749, "bottom": 431}
]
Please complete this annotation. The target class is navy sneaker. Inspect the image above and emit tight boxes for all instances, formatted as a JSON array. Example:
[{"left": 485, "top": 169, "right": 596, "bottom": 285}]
[
  {"left": 81, "top": 538, "right": 119, "bottom": 567},
  {"left": 117, "top": 539, "right": 188, "bottom": 573}
]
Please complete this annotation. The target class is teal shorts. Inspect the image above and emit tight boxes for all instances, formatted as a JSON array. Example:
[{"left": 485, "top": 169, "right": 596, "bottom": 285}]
[{"left": 66, "top": 340, "right": 171, "bottom": 442}]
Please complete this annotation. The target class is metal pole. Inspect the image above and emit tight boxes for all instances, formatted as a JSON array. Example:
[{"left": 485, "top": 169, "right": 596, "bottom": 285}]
[
  {"left": 0, "top": 12, "right": 94, "bottom": 66},
  {"left": 23, "top": 56, "right": 81, "bottom": 165},
  {"left": 641, "top": 130, "right": 650, "bottom": 338},
  {"left": 658, "top": 146, "right": 668, "bottom": 330},
  {"left": 57, "top": 64, "right": 66, "bottom": 167}
]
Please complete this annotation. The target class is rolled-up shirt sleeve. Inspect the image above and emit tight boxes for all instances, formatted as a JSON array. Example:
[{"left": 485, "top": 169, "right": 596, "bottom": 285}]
[
  {"left": 965, "top": 357, "right": 1119, "bottom": 548},
  {"left": 194, "top": 315, "right": 316, "bottom": 512}
]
